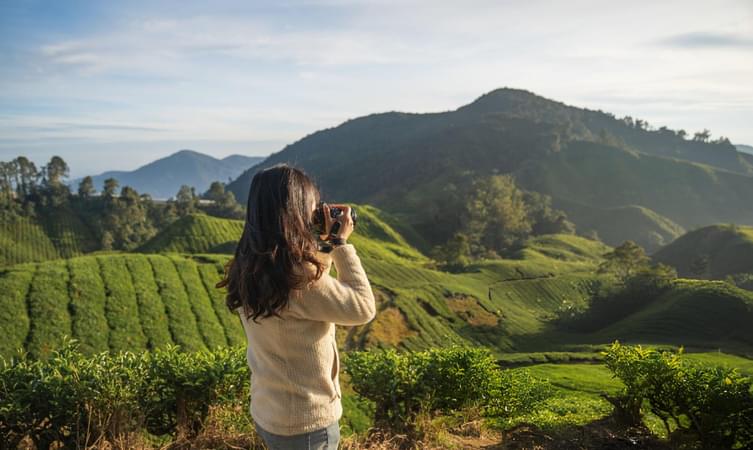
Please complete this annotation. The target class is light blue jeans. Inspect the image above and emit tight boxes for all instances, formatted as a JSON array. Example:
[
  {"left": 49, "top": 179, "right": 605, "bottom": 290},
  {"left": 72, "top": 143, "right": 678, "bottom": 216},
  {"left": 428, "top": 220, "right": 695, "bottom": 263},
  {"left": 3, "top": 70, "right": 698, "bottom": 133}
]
[{"left": 255, "top": 420, "right": 340, "bottom": 450}]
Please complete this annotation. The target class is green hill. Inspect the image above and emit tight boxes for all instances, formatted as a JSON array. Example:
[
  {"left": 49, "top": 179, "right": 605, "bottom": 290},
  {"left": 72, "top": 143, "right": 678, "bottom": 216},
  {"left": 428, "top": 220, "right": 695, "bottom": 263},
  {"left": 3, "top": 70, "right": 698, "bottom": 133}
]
[
  {"left": 0, "top": 207, "right": 98, "bottom": 267},
  {"left": 4, "top": 205, "right": 753, "bottom": 361},
  {"left": 137, "top": 213, "right": 244, "bottom": 254},
  {"left": 587, "top": 280, "right": 753, "bottom": 353},
  {"left": 653, "top": 224, "right": 753, "bottom": 279},
  {"left": 516, "top": 141, "right": 753, "bottom": 232},
  {"left": 226, "top": 88, "right": 753, "bottom": 251},
  {"left": 551, "top": 199, "right": 685, "bottom": 252}
]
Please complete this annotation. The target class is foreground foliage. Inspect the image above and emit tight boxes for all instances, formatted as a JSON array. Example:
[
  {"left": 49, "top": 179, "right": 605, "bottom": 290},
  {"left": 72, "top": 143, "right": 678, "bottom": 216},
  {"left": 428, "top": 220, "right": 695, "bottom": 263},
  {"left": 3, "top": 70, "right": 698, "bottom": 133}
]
[
  {"left": 0, "top": 340, "right": 247, "bottom": 449},
  {"left": 602, "top": 340, "right": 753, "bottom": 449},
  {"left": 345, "top": 346, "right": 553, "bottom": 430},
  {"left": 1, "top": 343, "right": 555, "bottom": 448}
]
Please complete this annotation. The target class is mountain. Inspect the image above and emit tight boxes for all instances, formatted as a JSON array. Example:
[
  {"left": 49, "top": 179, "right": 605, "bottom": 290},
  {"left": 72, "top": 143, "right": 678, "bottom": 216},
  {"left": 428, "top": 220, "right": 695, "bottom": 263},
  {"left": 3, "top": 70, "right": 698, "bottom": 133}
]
[
  {"left": 653, "top": 224, "right": 753, "bottom": 279},
  {"left": 737, "top": 144, "right": 753, "bottom": 155},
  {"left": 227, "top": 88, "right": 753, "bottom": 250},
  {"left": 72, "top": 150, "right": 266, "bottom": 199}
]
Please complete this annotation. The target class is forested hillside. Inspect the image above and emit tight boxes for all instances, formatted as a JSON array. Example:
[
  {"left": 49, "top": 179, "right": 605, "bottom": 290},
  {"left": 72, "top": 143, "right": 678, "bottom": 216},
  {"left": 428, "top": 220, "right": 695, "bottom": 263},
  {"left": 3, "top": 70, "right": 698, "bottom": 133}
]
[
  {"left": 227, "top": 88, "right": 753, "bottom": 253},
  {"left": 0, "top": 155, "right": 246, "bottom": 266}
]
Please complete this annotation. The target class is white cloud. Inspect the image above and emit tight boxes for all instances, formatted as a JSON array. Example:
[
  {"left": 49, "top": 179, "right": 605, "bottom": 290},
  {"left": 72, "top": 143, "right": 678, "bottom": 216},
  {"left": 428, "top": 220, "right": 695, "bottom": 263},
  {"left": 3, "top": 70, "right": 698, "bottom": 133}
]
[{"left": 2, "top": 0, "right": 753, "bottom": 174}]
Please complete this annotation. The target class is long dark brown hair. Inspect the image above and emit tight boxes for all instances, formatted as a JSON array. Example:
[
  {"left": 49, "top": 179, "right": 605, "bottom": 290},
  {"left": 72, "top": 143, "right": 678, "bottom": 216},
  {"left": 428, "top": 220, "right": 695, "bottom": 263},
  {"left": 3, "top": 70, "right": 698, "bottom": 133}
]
[{"left": 217, "top": 163, "right": 328, "bottom": 322}]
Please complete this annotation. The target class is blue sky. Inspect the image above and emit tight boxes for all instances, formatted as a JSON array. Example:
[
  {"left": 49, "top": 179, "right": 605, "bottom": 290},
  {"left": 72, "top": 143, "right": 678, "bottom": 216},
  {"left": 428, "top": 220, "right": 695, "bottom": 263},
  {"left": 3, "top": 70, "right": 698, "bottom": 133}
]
[{"left": 1, "top": 0, "right": 752, "bottom": 178}]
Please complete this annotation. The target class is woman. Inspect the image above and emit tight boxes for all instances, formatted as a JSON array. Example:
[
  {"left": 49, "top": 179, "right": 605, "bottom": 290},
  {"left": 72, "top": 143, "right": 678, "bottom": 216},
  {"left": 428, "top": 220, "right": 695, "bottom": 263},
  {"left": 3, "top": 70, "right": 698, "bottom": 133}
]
[{"left": 218, "top": 163, "right": 376, "bottom": 450}]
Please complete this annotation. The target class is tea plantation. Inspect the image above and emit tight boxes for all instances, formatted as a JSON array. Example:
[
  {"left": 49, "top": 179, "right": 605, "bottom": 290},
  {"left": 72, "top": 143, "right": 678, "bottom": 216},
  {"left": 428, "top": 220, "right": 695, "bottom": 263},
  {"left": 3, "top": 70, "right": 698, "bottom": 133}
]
[{"left": 3, "top": 204, "right": 753, "bottom": 364}]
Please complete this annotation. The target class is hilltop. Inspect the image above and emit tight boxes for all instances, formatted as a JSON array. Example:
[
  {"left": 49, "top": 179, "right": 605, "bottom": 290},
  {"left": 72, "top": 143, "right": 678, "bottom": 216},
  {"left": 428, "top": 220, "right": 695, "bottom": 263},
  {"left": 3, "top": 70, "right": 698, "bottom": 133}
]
[
  {"left": 550, "top": 200, "right": 684, "bottom": 252},
  {"left": 0, "top": 206, "right": 99, "bottom": 267},
  {"left": 653, "top": 224, "right": 753, "bottom": 279},
  {"left": 137, "top": 212, "right": 244, "bottom": 254},
  {"left": 71, "top": 150, "right": 265, "bottom": 199},
  {"left": 226, "top": 88, "right": 753, "bottom": 251}
]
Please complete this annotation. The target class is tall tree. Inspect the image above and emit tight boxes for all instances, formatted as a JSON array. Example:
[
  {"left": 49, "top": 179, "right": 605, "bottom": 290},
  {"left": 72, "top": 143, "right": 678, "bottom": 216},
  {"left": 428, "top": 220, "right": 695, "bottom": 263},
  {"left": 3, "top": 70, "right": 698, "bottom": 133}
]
[
  {"left": 175, "top": 184, "right": 198, "bottom": 216},
  {"left": 598, "top": 240, "right": 650, "bottom": 281},
  {"left": 43, "top": 156, "right": 69, "bottom": 187},
  {"left": 102, "top": 178, "right": 119, "bottom": 198},
  {"left": 463, "top": 174, "right": 531, "bottom": 257},
  {"left": 78, "top": 176, "right": 96, "bottom": 198},
  {"left": 203, "top": 181, "right": 243, "bottom": 219},
  {"left": 692, "top": 129, "right": 711, "bottom": 142},
  {"left": 15, "top": 156, "right": 38, "bottom": 199}
]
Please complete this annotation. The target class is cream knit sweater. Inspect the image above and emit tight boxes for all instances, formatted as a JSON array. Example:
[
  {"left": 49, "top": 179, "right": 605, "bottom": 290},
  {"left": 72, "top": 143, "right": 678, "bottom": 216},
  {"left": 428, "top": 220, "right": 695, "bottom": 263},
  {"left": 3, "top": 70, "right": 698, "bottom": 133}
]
[{"left": 236, "top": 243, "right": 376, "bottom": 436}]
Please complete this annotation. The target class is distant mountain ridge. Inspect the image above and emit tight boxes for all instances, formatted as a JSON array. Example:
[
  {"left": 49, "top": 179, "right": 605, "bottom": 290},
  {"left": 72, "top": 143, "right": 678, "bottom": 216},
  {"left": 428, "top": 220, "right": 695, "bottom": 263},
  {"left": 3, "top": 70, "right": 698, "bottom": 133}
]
[
  {"left": 71, "top": 149, "right": 266, "bottom": 199},
  {"left": 226, "top": 87, "right": 753, "bottom": 251}
]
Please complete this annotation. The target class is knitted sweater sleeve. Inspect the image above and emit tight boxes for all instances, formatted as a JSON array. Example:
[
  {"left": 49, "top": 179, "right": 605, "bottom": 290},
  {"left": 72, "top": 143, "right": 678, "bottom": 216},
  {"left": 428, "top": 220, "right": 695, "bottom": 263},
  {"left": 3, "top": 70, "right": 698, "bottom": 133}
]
[{"left": 286, "top": 243, "right": 376, "bottom": 326}]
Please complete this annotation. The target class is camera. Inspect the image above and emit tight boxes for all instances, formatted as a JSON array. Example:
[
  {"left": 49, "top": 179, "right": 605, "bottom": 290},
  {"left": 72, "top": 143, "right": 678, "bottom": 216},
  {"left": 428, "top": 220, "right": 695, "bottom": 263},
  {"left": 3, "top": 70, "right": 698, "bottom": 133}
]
[{"left": 312, "top": 201, "right": 357, "bottom": 237}]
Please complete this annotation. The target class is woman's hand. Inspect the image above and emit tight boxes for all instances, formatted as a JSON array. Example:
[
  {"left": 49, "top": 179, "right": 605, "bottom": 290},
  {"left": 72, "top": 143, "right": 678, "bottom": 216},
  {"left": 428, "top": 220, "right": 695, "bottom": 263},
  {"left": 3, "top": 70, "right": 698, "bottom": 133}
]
[{"left": 319, "top": 203, "right": 354, "bottom": 242}]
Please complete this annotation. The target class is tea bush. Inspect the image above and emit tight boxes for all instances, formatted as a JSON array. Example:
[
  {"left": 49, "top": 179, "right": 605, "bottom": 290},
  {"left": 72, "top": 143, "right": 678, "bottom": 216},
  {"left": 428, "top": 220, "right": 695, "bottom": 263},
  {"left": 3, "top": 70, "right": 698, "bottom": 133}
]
[
  {"left": 344, "top": 345, "right": 553, "bottom": 430},
  {"left": 602, "top": 340, "right": 753, "bottom": 449},
  {"left": 0, "top": 339, "right": 144, "bottom": 449},
  {"left": 0, "top": 339, "right": 248, "bottom": 447},
  {"left": 2, "top": 343, "right": 556, "bottom": 446},
  {"left": 140, "top": 344, "right": 248, "bottom": 438}
]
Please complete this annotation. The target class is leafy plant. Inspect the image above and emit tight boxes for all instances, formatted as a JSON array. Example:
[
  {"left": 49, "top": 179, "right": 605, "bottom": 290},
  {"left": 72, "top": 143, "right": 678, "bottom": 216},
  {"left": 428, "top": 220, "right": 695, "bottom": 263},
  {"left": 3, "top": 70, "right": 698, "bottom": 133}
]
[
  {"left": 602, "top": 340, "right": 753, "bottom": 449},
  {"left": 344, "top": 345, "right": 552, "bottom": 430}
]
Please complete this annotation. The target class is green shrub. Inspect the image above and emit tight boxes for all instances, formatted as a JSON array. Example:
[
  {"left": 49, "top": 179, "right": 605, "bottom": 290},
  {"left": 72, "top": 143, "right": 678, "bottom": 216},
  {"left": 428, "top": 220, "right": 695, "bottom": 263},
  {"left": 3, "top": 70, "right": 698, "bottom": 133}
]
[
  {"left": 0, "top": 338, "right": 144, "bottom": 449},
  {"left": 483, "top": 367, "right": 554, "bottom": 418},
  {"left": 140, "top": 345, "right": 248, "bottom": 438},
  {"left": 344, "top": 345, "right": 552, "bottom": 430},
  {"left": 602, "top": 340, "right": 753, "bottom": 449},
  {"left": 0, "top": 340, "right": 249, "bottom": 446}
]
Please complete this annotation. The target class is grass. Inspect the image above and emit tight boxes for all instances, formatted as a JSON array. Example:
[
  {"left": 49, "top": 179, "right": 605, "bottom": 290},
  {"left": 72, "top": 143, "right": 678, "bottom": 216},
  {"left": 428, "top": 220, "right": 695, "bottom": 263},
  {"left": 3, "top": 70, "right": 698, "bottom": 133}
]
[
  {"left": 0, "top": 207, "right": 98, "bottom": 267},
  {"left": 196, "top": 260, "right": 246, "bottom": 347}
]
